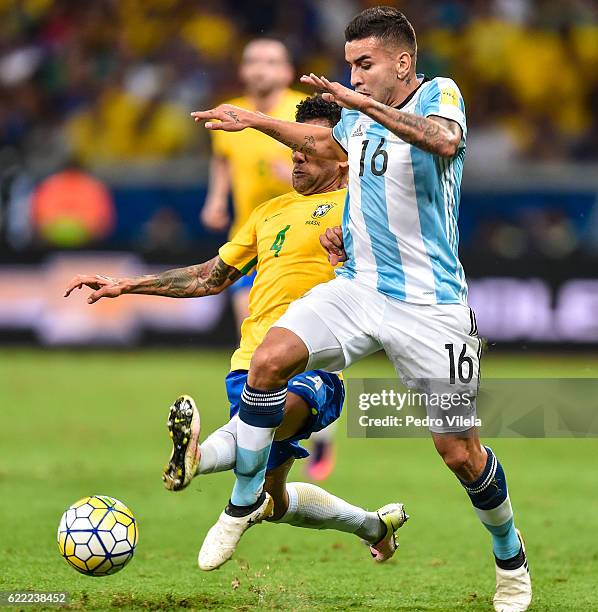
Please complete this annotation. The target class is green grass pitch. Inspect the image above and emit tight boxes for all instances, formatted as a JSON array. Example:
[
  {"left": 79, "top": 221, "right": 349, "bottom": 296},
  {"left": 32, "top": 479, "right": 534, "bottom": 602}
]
[{"left": 1, "top": 349, "right": 597, "bottom": 611}]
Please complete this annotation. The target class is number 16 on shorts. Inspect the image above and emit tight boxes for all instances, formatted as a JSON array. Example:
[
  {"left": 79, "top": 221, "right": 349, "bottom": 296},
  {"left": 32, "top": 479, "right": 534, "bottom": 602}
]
[{"left": 444, "top": 343, "right": 475, "bottom": 384}]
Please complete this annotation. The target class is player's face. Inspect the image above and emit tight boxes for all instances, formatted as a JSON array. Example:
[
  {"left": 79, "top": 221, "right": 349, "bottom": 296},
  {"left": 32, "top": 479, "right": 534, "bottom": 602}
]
[
  {"left": 292, "top": 119, "right": 343, "bottom": 195},
  {"left": 345, "top": 37, "right": 402, "bottom": 105},
  {"left": 239, "top": 40, "right": 293, "bottom": 97}
]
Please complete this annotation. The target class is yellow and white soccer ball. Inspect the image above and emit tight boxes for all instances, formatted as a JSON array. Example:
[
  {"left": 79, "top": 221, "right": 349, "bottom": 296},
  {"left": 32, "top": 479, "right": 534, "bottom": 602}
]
[{"left": 57, "top": 495, "right": 138, "bottom": 576}]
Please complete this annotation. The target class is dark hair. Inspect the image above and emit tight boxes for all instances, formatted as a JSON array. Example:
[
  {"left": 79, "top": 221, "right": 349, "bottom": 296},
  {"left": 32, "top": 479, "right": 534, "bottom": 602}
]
[
  {"left": 243, "top": 38, "right": 294, "bottom": 65},
  {"left": 295, "top": 95, "right": 342, "bottom": 127},
  {"left": 345, "top": 6, "right": 416, "bottom": 55}
]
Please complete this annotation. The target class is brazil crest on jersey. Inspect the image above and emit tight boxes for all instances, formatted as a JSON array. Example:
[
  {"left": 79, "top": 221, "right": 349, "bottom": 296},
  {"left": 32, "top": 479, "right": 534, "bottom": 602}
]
[{"left": 331, "top": 75, "right": 468, "bottom": 305}]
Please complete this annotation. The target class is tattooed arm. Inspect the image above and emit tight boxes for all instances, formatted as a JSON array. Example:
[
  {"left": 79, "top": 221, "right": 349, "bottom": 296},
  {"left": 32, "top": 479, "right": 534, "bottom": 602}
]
[
  {"left": 64, "top": 256, "right": 242, "bottom": 304},
  {"left": 361, "top": 101, "right": 462, "bottom": 157},
  {"left": 191, "top": 105, "right": 346, "bottom": 161},
  {"left": 298, "top": 74, "right": 462, "bottom": 158}
]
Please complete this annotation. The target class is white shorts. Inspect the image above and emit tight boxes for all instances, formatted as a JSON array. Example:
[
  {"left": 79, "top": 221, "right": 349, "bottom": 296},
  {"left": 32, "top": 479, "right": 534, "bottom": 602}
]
[{"left": 273, "top": 276, "right": 481, "bottom": 433}]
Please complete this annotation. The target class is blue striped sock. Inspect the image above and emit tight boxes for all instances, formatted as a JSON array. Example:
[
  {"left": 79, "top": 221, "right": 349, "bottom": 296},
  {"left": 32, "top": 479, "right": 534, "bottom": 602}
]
[
  {"left": 459, "top": 446, "right": 521, "bottom": 560},
  {"left": 230, "top": 383, "right": 286, "bottom": 508}
]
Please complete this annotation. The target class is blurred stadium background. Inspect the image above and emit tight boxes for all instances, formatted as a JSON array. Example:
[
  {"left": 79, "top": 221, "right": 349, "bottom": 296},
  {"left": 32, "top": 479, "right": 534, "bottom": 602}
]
[
  {"left": 1, "top": 0, "right": 598, "bottom": 347},
  {"left": 2, "top": 1, "right": 598, "bottom": 610}
]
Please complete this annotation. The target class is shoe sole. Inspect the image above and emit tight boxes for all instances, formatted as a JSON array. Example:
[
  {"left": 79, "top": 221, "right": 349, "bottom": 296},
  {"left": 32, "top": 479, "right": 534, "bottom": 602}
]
[{"left": 163, "top": 395, "right": 200, "bottom": 491}]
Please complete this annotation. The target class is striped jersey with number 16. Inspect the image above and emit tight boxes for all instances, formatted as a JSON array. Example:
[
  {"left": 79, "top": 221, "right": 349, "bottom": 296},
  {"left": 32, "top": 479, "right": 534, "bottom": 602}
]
[{"left": 331, "top": 75, "right": 468, "bottom": 305}]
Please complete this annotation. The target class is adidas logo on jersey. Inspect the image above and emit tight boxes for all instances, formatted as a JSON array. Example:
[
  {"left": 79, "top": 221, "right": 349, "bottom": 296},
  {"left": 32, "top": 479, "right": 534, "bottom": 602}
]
[{"left": 351, "top": 124, "right": 364, "bottom": 137}]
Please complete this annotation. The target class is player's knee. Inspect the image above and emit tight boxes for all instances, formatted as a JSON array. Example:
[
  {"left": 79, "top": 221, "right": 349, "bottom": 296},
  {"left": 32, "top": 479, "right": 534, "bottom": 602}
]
[
  {"left": 250, "top": 344, "right": 294, "bottom": 387},
  {"left": 437, "top": 444, "right": 471, "bottom": 474}
]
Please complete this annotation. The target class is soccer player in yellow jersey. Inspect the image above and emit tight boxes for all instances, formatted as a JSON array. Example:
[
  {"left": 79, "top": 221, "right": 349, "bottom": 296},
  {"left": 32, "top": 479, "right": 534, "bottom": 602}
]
[
  {"left": 64, "top": 96, "right": 407, "bottom": 571},
  {"left": 201, "top": 38, "right": 305, "bottom": 328}
]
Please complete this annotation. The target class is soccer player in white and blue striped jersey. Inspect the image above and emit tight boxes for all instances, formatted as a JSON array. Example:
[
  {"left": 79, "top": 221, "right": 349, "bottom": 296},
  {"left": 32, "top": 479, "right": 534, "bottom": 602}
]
[{"left": 193, "top": 7, "right": 531, "bottom": 611}]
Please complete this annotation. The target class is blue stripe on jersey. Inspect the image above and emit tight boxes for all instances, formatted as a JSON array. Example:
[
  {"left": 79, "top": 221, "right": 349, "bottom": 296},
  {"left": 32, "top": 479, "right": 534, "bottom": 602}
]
[
  {"left": 409, "top": 145, "right": 453, "bottom": 302},
  {"left": 418, "top": 78, "right": 440, "bottom": 115},
  {"left": 336, "top": 111, "right": 360, "bottom": 281},
  {"left": 444, "top": 149, "right": 468, "bottom": 302},
  {"left": 411, "top": 84, "right": 465, "bottom": 303},
  {"left": 338, "top": 189, "right": 355, "bottom": 279},
  {"left": 361, "top": 124, "right": 406, "bottom": 299}
]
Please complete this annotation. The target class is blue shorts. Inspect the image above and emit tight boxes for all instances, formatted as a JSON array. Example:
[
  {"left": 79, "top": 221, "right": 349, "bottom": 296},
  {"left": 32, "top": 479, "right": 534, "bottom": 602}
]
[
  {"left": 229, "top": 270, "right": 256, "bottom": 295},
  {"left": 225, "top": 369, "right": 345, "bottom": 470}
]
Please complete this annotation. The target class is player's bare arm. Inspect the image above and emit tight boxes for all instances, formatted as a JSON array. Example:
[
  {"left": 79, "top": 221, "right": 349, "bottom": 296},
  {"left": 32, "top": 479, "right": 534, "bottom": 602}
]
[
  {"left": 191, "top": 105, "right": 346, "bottom": 161},
  {"left": 301, "top": 73, "right": 462, "bottom": 158},
  {"left": 365, "top": 107, "right": 461, "bottom": 158},
  {"left": 201, "top": 155, "right": 231, "bottom": 231},
  {"left": 64, "top": 256, "right": 241, "bottom": 304}
]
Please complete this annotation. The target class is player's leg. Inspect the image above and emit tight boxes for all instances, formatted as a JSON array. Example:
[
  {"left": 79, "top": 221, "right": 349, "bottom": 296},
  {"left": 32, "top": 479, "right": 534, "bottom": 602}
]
[
  {"left": 227, "top": 326, "right": 308, "bottom": 511},
  {"left": 270, "top": 479, "right": 407, "bottom": 559},
  {"left": 263, "top": 378, "right": 407, "bottom": 558},
  {"left": 432, "top": 432, "right": 521, "bottom": 560},
  {"left": 200, "top": 277, "right": 383, "bottom": 569},
  {"left": 380, "top": 300, "right": 530, "bottom": 611},
  {"left": 263, "top": 457, "right": 295, "bottom": 520},
  {"left": 162, "top": 369, "right": 313, "bottom": 490},
  {"left": 229, "top": 276, "right": 372, "bottom": 511},
  {"left": 163, "top": 366, "right": 340, "bottom": 491},
  {"left": 196, "top": 416, "right": 238, "bottom": 474},
  {"left": 197, "top": 387, "right": 312, "bottom": 570},
  {"left": 432, "top": 431, "right": 530, "bottom": 612},
  {"left": 196, "top": 362, "right": 332, "bottom": 572},
  {"left": 265, "top": 460, "right": 405, "bottom": 554},
  {"left": 305, "top": 423, "right": 336, "bottom": 481},
  {"left": 196, "top": 362, "right": 311, "bottom": 486}
]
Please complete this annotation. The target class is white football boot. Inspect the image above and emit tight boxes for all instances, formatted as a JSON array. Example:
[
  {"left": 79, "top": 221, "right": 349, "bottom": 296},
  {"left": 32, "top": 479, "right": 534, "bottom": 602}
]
[
  {"left": 162, "top": 395, "right": 201, "bottom": 491},
  {"left": 366, "top": 502, "right": 409, "bottom": 562},
  {"left": 493, "top": 529, "right": 532, "bottom": 612},
  {"left": 198, "top": 492, "right": 274, "bottom": 571}
]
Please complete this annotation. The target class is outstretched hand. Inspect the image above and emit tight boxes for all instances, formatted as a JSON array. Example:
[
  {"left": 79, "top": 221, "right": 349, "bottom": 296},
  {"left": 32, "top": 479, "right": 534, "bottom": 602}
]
[
  {"left": 320, "top": 226, "right": 347, "bottom": 266},
  {"left": 64, "top": 275, "right": 126, "bottom": 304},
  {"left": 300, "top": 74, "right": 370, "bottom": 112},
  {"left": 191, "top": 104, "right": 254, "bottom": 132}
]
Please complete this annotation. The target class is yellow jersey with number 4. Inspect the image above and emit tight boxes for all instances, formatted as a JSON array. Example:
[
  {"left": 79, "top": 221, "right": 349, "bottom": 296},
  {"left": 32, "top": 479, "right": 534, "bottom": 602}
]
[
  {"left": 211, "top": 89, "right": 305, "bottom": 237},
  {"left": 219, "top": 187, "right": 346, "bottom": 371}
]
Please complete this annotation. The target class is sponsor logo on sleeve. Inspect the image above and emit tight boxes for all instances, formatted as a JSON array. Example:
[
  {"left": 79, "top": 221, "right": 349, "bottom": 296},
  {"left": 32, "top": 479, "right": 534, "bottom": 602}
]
[{"left": 440, "top": 88, "right": 459, "bottom": 107}]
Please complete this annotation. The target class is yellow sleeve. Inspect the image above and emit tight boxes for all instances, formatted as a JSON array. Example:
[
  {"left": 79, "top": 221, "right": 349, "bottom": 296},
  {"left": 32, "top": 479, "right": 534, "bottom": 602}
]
[
  {"left": 218, "top": 208, "right": 258, "bottom": 275},
  {"left": 210, "top": 129, "right": 230, "bottom": 157},
  {"left": 210, "top": 96, "right": 247, "bottom": 157}
]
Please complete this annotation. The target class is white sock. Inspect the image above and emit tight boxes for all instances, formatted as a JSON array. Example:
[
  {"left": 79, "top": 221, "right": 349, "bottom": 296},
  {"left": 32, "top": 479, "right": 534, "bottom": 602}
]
[
  {"left": 196, "top": 415, "right": 238, "bottom": 475},
  {"left": 274, "top": 482, "right": 384, "bottom": 544}
]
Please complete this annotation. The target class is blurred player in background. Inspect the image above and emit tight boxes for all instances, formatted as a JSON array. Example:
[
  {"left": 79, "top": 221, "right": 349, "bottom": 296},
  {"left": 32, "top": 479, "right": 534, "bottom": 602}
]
[
  {"left": 201, "top": 38, "right": 303, "bottom": 326},
  {"left": 202, "top": 37, "right": 336, "bottom": 482},
  {"left": 65, "top": 96, "right": 408, "bottom": 571}
]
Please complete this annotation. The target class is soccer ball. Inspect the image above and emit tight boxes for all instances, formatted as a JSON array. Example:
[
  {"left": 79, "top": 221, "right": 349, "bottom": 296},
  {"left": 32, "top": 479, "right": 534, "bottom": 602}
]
[{"left": 57, "top": 495, "right": 138, "bottom": 576}]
